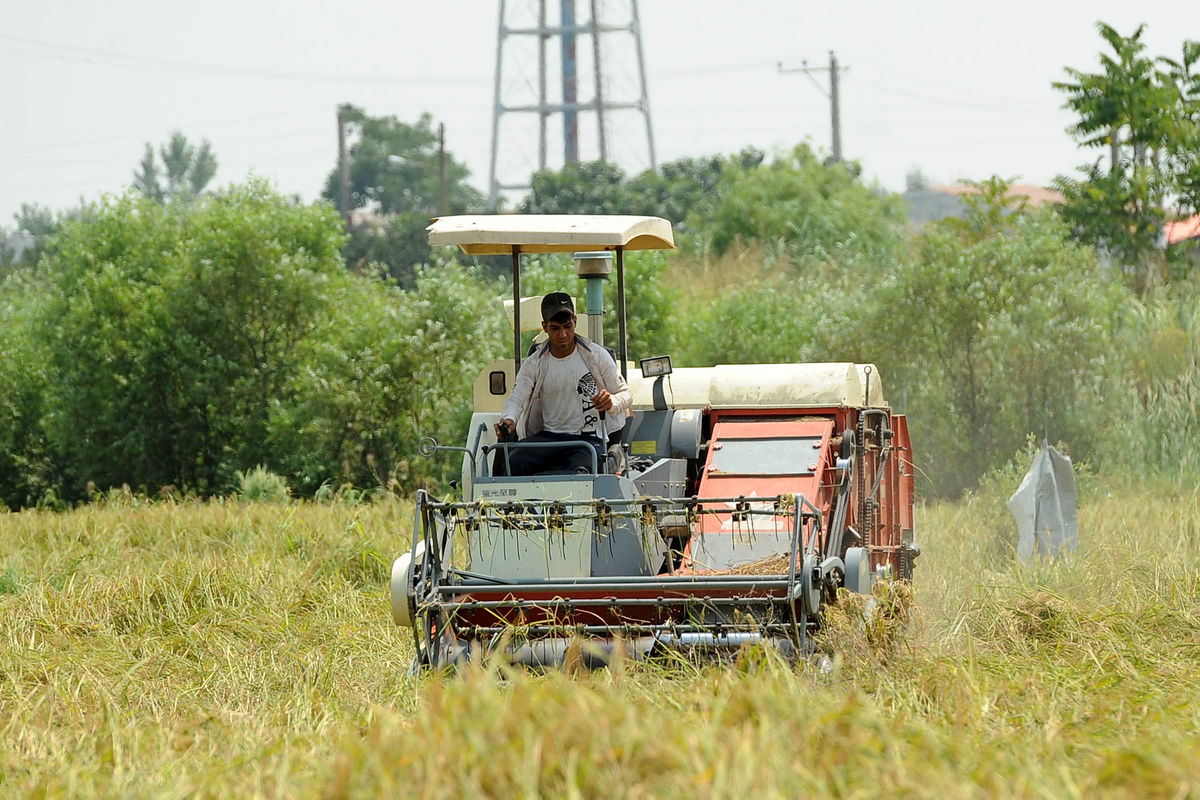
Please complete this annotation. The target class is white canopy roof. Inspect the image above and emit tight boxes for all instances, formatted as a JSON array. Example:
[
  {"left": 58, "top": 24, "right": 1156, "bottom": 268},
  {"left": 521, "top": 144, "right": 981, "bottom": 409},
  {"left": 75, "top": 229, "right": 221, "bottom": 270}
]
[{"left": 427, "top": 214, "right": 675, "bottom": 255}]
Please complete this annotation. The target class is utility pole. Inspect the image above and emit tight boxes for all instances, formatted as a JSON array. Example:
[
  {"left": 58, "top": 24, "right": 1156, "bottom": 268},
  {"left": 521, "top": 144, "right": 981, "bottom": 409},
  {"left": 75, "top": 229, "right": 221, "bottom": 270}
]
[
  {"left": 438, "top": 122, "right": 447, "bottom": 216},
  {"left": 829, "top": 51, "right": 842, "bottom": 163},
  {"left": 337, "top": 103, "right": 352, "bottom": 229},
  {"left": 778, "top": 50, "right": 848, "bottom": 163}
]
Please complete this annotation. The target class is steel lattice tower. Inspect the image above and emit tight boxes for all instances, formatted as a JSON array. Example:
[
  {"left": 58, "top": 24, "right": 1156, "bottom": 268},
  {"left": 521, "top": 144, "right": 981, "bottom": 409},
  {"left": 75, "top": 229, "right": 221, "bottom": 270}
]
[{"left": 488, "top": 0, "right": 656, "bottom": 209}]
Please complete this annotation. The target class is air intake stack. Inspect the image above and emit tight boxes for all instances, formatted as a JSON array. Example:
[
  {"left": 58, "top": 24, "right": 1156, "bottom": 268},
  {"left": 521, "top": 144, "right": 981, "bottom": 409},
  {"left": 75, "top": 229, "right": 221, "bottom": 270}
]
[{"left": 573, "top": 251, "right": 612, "bottom": 345}]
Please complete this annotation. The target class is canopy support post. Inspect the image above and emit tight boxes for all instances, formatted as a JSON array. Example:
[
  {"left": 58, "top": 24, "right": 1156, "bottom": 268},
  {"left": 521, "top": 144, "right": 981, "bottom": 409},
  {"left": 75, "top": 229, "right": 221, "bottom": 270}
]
[
  {"left": 512, "top": 246, "right": 522, "bottom": 366},
  {"left": 616, "top": 246, "right": 627, "bottom": 379}
]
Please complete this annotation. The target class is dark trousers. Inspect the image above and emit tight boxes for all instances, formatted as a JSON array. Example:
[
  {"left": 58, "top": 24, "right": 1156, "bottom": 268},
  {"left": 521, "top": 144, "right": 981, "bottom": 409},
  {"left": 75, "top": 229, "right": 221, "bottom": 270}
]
[{"left": 502, "top": 431, "right": 605, "bottom": 476}]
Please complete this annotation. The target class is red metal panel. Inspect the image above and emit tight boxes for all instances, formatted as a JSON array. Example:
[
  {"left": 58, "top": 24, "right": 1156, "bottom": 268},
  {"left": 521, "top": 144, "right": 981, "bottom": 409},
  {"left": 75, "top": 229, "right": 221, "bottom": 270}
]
[
  {"left": 698, "top": 415, "right": 835, "bottom": 532},
  {"left": 682, "top": 414, "right": 836, "bottom": 570}
]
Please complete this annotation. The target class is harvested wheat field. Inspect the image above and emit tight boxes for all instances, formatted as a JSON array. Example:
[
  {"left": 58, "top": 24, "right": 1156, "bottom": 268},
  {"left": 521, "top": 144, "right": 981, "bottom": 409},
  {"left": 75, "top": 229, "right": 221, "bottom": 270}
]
[{"left": 2, "top": 477, "right": 1199, "bottom": 798}]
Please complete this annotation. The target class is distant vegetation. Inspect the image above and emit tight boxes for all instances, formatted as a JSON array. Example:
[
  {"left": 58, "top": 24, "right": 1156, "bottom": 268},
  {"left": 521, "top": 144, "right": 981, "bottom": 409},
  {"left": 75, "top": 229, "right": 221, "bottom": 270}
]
[
  {"left": 0, "top": 182, "right": 507, "bottom": 506},
  {"left": 1, "top": 21, "right": 1198, "bottom": 506},
  {"left": 2, "top": 155, "right": 1198, "bottom": 506}
]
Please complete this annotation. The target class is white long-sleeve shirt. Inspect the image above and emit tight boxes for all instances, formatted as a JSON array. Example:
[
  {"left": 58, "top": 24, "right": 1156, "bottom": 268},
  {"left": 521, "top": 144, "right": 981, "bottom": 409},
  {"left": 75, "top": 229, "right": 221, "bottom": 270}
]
[{"left": 501, "top": 335, "right": 631, "bottom": 437}]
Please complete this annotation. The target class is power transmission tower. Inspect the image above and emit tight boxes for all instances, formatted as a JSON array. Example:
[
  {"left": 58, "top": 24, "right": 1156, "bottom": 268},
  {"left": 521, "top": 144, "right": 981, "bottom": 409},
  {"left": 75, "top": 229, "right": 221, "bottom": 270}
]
[
  {"left": 488, "top": 0, "right": 657, "bottom": 209},
  {"left": 779, "top": 50, "right": 848, "bottom": 163}
]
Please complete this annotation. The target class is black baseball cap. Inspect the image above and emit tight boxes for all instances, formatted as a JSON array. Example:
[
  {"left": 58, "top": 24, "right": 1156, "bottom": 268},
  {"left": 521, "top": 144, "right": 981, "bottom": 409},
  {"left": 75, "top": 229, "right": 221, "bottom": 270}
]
[{"left": 541, "top": 292, "right": 575, "bottom": 321}]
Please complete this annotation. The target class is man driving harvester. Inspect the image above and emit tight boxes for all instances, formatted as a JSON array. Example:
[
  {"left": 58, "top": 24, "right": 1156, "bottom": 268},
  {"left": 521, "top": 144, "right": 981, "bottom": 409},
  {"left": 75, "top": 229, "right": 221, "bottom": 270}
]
[{"left": 494, "top": 291, "right": 632, "bottom": 475}]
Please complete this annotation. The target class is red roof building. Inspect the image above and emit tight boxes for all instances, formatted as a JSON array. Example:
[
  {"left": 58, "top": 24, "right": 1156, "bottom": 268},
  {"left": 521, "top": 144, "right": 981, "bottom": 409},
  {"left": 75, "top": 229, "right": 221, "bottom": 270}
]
[{"left": 1163, "top": 214, "right": 1200, "bottom": 246}]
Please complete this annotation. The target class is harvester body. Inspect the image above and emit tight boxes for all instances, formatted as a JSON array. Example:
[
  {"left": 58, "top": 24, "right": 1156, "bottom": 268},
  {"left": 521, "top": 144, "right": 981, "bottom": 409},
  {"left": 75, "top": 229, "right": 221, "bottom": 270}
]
[{"left": 391, "top": 215, "right": 917, "bottom": 668}]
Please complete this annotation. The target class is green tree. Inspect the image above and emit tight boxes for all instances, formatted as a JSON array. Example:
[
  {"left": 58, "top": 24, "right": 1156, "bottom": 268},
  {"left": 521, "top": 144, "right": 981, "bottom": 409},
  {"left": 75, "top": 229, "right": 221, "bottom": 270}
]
[
  {"left": 695, "top": 143, "right": 905, "bottom": 266},
  {"left": 30, "top": 181, "right": 350, "bottom": 496},
  {"left": 322, "top": 109, "right": 484, "bottom": 288},
  {"left": 876, "top": 181, "right": 1130, "bottom": 496},
  {"left": 1158, "top": 40, "right": 1200, "bottom": 218},
  {"left": 627, "top": 150, "right": 764, "bottom": 233},
  {"left": 322, "top": 108, "right": 482, "bottom": 216},
  {"left": 1053, "top": 22, "right": 1200, "bottom": 292},
  {"left": 669, "top": 146, "right": 905, "bottom": 367},
  {"left": 132, "top": 130, "right": 218, "bottom": 203},
  {"left": 0, "top": 271, "right": 53, "bottom": 508},
  {"left": 674, "top": 277, "right": 818, "bottom": 367},
  {"left": 342, "top": 211, "right": 435, "bottom": 288},
  {"left": 520, "top": 161, "right": 632, "bottom": 214},
  {"left": 518, "top": 149, "right": 765, "bottom": 232},
  {"left": 672, "top": 178, "right": 1133, "bottom": 496},
  {"left": 0, "top": 179, "right": 521, "bottom": 503},
  {"left": 269, "top": 257, "right": 509, "bottom": 491}
]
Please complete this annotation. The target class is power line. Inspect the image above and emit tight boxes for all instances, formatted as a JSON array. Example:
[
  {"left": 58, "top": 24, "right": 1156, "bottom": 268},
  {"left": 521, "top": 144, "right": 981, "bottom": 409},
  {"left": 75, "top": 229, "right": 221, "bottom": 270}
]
[
  {"left": 0, "top": 32, "right": 489, "bottom": 88},
  {"left": 0, "top": 112, "right": 319, "bottom": 159},
  {"left": 779, "top": 51, "right": 847, "bottom": 162}
]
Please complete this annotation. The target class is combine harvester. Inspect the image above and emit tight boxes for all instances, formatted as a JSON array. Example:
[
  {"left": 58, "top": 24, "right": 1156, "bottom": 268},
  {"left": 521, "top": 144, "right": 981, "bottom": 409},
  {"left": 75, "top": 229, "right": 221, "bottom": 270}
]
[{"left": 391, "top": 215, "right": 918, "bottom": 668}]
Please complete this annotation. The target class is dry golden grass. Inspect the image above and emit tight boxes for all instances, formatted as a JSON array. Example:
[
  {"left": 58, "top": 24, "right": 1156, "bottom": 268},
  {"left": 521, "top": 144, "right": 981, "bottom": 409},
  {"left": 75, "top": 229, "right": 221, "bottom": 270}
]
[
  {"left": 667, "top": 240, "right": 786, "bottom": 307},
  {"left": 2, "top": 477, "right": 1199, "bottom": 797}
]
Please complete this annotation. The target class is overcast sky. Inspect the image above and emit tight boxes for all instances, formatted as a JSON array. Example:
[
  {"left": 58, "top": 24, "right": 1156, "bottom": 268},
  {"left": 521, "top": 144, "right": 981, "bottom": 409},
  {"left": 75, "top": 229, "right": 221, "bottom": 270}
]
[{"left": 3, "top": 1, "right": 1194, "bottom": 229}]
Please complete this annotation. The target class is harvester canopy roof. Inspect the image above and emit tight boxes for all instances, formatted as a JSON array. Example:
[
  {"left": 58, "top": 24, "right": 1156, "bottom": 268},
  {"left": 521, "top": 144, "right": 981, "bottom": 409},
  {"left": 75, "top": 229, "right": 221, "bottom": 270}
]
[{"left": 426, "top": 214, "right": 675, "bottom": 255}]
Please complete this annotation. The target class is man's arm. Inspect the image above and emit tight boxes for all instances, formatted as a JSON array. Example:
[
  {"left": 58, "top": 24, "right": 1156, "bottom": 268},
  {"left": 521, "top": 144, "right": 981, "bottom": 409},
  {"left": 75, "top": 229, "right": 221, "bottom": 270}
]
[
  {"left": 497, "top": 356, "right": 538, "bottom": 435},
  {"left": 593, "top": 348, "right": 632, "bottom": 417}
]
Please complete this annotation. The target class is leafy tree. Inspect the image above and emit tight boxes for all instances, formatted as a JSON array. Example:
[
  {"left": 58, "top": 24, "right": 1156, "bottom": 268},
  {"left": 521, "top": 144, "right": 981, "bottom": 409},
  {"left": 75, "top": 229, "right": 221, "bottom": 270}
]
[
  {"left": 670, "top": 147, "right": 906, "bottom": 367},
  {"left": 0, "top": 179, "right": 523, "bottom": 503},
  {"left": 671, "top": 177, "right": 1134, "bottom": 497},
  {"left": 342, "top": 211, "right": 432, "bottom": 287},
  {"left": 695, "top": 143, "right": 905, "bottom": 266},
  {"left": 520, "top": 161, "right": 633, "bottom": 214},
  {"left": 270, "top": 257, "right": 509, "bottom": 491},
  {"left": 674, "top": 276, "right": 818, "bottom": 367},
  {"left": 320, "top": 109, "right": 484, "bottom": 290},
  {"left": 32, "top": 182, "right": 345, "bottom": 496},
  {"left": 1053, "top": 22, "right": 1200, "bottom": 292},
  {"left": 0, "top": 271, "right": 53, "bottom": 508},
  {"left": 132, "top": 130, "right": 218, "bottom": 203},
  {"left": 519, "top": 149, "right": 765, "bottom": 231},
  {"left": 627, "top": 150, "right": 764, "bottom": 233},
  {"left": 874, "top": 181, "right": 1131, "bottom": 496},
  {"left": 322, "top": 108, "right": 482, "bottom": 216},
  {"left": 1158, "top": 40, "right": 1200, "bottom": 218}
]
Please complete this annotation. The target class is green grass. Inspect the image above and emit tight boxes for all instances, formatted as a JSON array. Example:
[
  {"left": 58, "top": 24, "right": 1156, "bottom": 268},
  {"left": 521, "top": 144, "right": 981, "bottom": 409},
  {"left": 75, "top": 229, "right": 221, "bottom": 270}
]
[{"left": 2, "top": 478, "right": 1199, "bottom": 797}]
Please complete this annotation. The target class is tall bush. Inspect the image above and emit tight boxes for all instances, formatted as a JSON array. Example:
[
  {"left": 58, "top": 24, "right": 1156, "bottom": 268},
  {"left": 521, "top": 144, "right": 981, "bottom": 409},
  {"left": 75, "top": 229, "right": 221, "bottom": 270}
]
[
  {"left": 3, "top": 181, "right": 513, "bottom": 502},
  {"left": 0, "top": 271, "right": 53, "bottom": 508},
  {"left": 32, "top": 182, "right": 347, "bottom": 496},
  {"left": 1123, "top": 284, "right": 1200, "bottom": 477},
  {"left": 693, "top": 143, "right": 905, "bottom": 267},
  {"left": 875, "top": 186, "right": 1131, "bottom": 496},
  {"left": 274, "top": 257, "right": 510, "bottom": 492}
]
